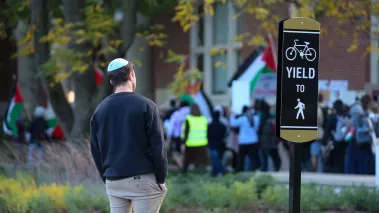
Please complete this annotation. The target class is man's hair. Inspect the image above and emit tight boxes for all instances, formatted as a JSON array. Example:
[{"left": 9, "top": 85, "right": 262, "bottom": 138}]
[
  {"left": 180, "top": 100, "right": 190, "bottom": 108},
  {"left": 361, "top": 94, "right": 373, "bottom": 111},
  {"left": 170, "top": 99, "right": 176, "bottom": 107},
  {"left": 108, "top": 63, "right": 135, "bottom": 87},
  {"left": 190, "top": 104, "right": 201, "bottom": 116},
  {"left": 318, "top": 94, "right": 323, "bottom": 103}
]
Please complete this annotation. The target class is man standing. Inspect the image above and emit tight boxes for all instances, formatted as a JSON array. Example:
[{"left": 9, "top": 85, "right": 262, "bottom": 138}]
[{"left": 90, "top": 58, "right": 168, "bottom": 213}]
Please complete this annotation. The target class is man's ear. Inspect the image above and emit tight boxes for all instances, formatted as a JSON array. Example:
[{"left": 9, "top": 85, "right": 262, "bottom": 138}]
[{"left": 109, "top": 80, "right": 113, "bottom": 86}]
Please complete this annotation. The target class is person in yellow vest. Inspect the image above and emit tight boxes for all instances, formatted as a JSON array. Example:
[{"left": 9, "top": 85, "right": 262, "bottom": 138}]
[{"left": 181, "top": 104, "right": 209, "bottom": 173}]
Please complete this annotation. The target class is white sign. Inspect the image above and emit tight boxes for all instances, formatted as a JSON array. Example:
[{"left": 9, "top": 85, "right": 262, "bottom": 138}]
[
  {"left": 318, "top": 80, "right": 348, "bottom": 92},
  {"left": 231, "top": 81, "right": 251, "bottom": 114},
  {"left": 252, "top": 73, "right": 277, "bottom": 99}
]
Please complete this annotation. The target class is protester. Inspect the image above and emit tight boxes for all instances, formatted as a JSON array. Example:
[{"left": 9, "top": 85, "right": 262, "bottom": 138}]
[
  {"left": 260, "top": 105, "right": 281, "bottom": 171},
  {"left": 181, "top": 104, "right": 209, "bottom": 173},
  {"left": 322, "top": 100, "right": 349, "bottom": 174},
  {"left": 310, "top": 94, "right": 325, "bottom": 173},
  {"left": 167, "top": 100, "right": 191, "bottom": 168},
  {"left": 207, "top": 110, "right": 227, "bottom": 176},
  {"left": 90, "top": 58, "right": 168, "bottom": 213},
  {"left": 26, "top": 106, "right": 49, "bottom": 169},
  {"left": 352, "top": 95, "right": 375, "bottom": 175},
  {"left": 163, "top": 99, "right": 177, "bottom": 121},
  {"left": 230, "top": 105, "right": 261, "bottom": 172}
]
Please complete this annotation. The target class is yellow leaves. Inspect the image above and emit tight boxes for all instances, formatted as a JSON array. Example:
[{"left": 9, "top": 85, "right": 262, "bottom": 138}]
[
  {"left": 56, "top": 36, "right": 71, "bottom": 45},
  {"left": 169, "top": 63, "right": 203, "bottom": 97},
  {"left": 133, "top": 59, "right": 142, "bottom": 67},
  {"left": 347, "top": 32, "right": 359, "bottom": 53},
  {"left": 172, "top": 1, "right": 199, "bottom": 32},
  {"left": 15, "top": 25, "right": 36, "bottom": 57},
  {"left": 54, "top": 73, "right": 70, "bottom": 83},
  {"left": 165, "top": 49, "right": 186, "bottom": 63},
  {"left": 109, "top": 39, "right": 122, "bottom": 48},
  {"left": 140, "top": 26, "right": 167, "bottom": 47},
  {"left": 232, "top": 33, "right": 250, "bottom": 42},
  {"left": 55, "top": 18, "right": 64, "bottom": 25},
  {"left": 209, "top": 48, "right": 226, "bottom": 56},
  {"left": 254, "top": 8, "right": 269, "bottom": 20},
  {"left": 248, "top": 35, "right": 265, "bottom": 47}
]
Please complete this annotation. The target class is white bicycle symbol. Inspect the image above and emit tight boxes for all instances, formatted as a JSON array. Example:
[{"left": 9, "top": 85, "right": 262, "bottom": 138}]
[{"left": 285, "top": 39, "right": 317, "bottom": 62}]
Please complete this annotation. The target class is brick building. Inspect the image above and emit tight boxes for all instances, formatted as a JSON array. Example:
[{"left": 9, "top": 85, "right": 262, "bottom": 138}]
[
  {"left": 0, "top": 2, "right": 374, "bottom": 113},
  {"left": 151, "top": 2, "right": 372, "bottom": 107}
]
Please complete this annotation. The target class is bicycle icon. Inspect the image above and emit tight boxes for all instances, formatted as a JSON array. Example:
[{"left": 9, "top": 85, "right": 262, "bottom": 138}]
[{"left": 285, "top": 39, "right": 317, "bottom": 62}]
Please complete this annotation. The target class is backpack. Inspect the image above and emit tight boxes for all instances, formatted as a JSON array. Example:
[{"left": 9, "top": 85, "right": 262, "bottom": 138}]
[
  {"left": 332, "top": 115, "right": 349, "bottom": 142},
  {"left": 354, "top": 113, "right": 373, "bottom": 145}
]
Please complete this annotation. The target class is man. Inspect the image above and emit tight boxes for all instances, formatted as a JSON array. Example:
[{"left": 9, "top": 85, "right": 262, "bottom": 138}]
[{"left": 90, "top": 58, "right": 168, "bottom": 213}]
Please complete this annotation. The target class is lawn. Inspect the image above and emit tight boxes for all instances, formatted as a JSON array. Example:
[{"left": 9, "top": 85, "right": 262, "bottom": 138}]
[{"left": 1, "top": 172, "right": 379, "bottom": 213}]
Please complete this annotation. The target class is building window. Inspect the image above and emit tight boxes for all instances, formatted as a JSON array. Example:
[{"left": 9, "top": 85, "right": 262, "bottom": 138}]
[
  {"left": 212, "top": 54, "right": 228, "bottom": 94},
  {"left": 190, "top": 0, "right": 242, "bottom": 97}
]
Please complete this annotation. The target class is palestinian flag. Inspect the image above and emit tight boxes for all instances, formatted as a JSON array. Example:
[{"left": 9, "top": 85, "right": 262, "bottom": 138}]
[
  {"left": 94, "top": 64, "right": 104, "bottom": 87},
  {"left": 45, "top": 101, "right": 64, "bottom": 140},
  {"left": 179, "top": 81, "right": 214, "bottom": 121},
  {"left": 3, "top": 81, "right": 24, "bottom": 137},
  {"left": 229, "top": 35, "right": 277, "bottom": 98}
]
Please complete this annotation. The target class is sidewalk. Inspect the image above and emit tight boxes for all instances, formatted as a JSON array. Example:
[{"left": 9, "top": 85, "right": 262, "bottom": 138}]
[{"left": 259, "top": 171, "right": 376, "bottom": 187}]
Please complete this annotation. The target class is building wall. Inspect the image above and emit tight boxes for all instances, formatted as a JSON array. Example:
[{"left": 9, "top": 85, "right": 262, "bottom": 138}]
[
  {"left": 151, "top": 4, "right": 370, "bottom": 106},
  {"left": 151, "top": 12, "right": 189, "bottom": 107}
]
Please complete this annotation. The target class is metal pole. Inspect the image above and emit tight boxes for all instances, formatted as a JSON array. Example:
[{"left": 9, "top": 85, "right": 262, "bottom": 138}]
[{"left": 289, "top": 142, "right": 302, "bottom": 213}]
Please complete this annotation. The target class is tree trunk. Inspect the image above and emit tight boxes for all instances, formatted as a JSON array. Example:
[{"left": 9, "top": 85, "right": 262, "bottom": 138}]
[
  {"left": 62, "top": 0, "right": 96, "bottom": 140},
  {"left": 119, "top": 0, "right": 138, "bottom": 57},
  {"left": 14, "top": 21, "right": 43, "bottom": 120},
  {"left": 30, "top": 0, "right": 74, "bottom": 136}
]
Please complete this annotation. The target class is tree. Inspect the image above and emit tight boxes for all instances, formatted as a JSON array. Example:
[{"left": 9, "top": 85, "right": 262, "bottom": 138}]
[{"left": 1, "top": 0, "right": 174, "bottom": 139}]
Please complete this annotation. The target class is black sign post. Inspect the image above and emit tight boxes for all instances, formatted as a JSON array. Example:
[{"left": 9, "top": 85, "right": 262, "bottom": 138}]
[{"left": 276, "top": 18, "right": 320, "bottom": 213}]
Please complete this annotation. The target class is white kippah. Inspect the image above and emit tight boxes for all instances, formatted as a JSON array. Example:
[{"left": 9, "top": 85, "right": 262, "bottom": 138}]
[{"left": 107, "top": 58, "right": 129, "bottom": 72}]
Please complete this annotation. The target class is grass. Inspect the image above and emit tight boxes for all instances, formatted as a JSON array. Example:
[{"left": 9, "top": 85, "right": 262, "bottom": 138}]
[{"left": 1, "top": 140, "right": 379, "bottom": 212}]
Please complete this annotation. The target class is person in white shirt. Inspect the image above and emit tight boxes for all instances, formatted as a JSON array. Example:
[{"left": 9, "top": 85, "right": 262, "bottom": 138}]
[{"left": 229, "top": 106, "right": 261, "bottom": 172}]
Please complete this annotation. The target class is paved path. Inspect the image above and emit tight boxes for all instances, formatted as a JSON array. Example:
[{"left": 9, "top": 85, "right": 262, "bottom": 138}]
[{"left": 259, "top": 171, "right": 376, "bottom": 187}]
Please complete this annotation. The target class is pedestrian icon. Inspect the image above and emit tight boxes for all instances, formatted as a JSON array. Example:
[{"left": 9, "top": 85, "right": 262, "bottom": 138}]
[
  {"left": 285, "top": 39, "right": 317, "bottom": 62},
  {"left": 294, "top": 98, "right": 305, "bottom": 120}
]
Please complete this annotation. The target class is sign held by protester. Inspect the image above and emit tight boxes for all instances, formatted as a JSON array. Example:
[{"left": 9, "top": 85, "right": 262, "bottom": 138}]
[{"left": 276, "top": 18, "right": 320, "bottom": 143}]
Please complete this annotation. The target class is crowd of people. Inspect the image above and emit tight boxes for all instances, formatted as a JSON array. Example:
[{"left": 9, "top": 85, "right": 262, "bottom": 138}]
[{"left": 161, "top": 93, "right": 378, "bottom": 176}]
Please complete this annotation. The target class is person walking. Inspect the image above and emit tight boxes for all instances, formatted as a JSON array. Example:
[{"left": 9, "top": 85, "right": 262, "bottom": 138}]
[
  {"left": 167, "top": 100, "right": 191, "bottom": 168},
  {"left": 230, "top": 106, "right": 261, "bottom": 172},
  {"left": 207, "top": 110, "right": 227, "bottom": 176},
  {"left": 181, "top": 104, "right": 209, "bottom": 173},
  {"left": 26, "top": 106, "right": 49, "bottom": 169},
  {"left": 90, "top": 58, "right": 168, "bottom": 213}
]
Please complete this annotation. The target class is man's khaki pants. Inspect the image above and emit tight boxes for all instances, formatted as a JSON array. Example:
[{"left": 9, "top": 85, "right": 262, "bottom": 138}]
[{"left": 106, "top": 174, "right": 167, "bottom": 213}]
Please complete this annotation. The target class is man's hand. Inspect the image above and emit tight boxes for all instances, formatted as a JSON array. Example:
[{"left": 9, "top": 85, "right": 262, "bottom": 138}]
[{"left": 159, "top": 183, "right": 167, "bottom": 191}]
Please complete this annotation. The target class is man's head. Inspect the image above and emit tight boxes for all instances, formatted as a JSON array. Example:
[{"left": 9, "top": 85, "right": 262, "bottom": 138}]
[
  {"left": 170, "top": 99, "right": 176, "bottom": 108},
  {"left": 179, "top": 100, "right": 190, "bottom": 108},
  {"left": 190, "top": 104, "right": 201, "bottom": 116},
  {"left": 34, "top": 106, "right": 45, "bottom": 118},
  {"left": 107, "top": 58, "right": 136, "bottom": 91},
  {"left": 318, "top": 94, "right": 323, "bottom": 103}
]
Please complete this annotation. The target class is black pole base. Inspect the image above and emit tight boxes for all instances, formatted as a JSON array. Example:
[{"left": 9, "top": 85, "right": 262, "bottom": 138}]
[{"left": 289, "top": 142, "right": 302, "bottom": 213}]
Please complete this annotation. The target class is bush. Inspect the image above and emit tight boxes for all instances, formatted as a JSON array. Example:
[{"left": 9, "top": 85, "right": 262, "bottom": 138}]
[{"left": 1, "top": 173, "right": 379, "bottom": 213}]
